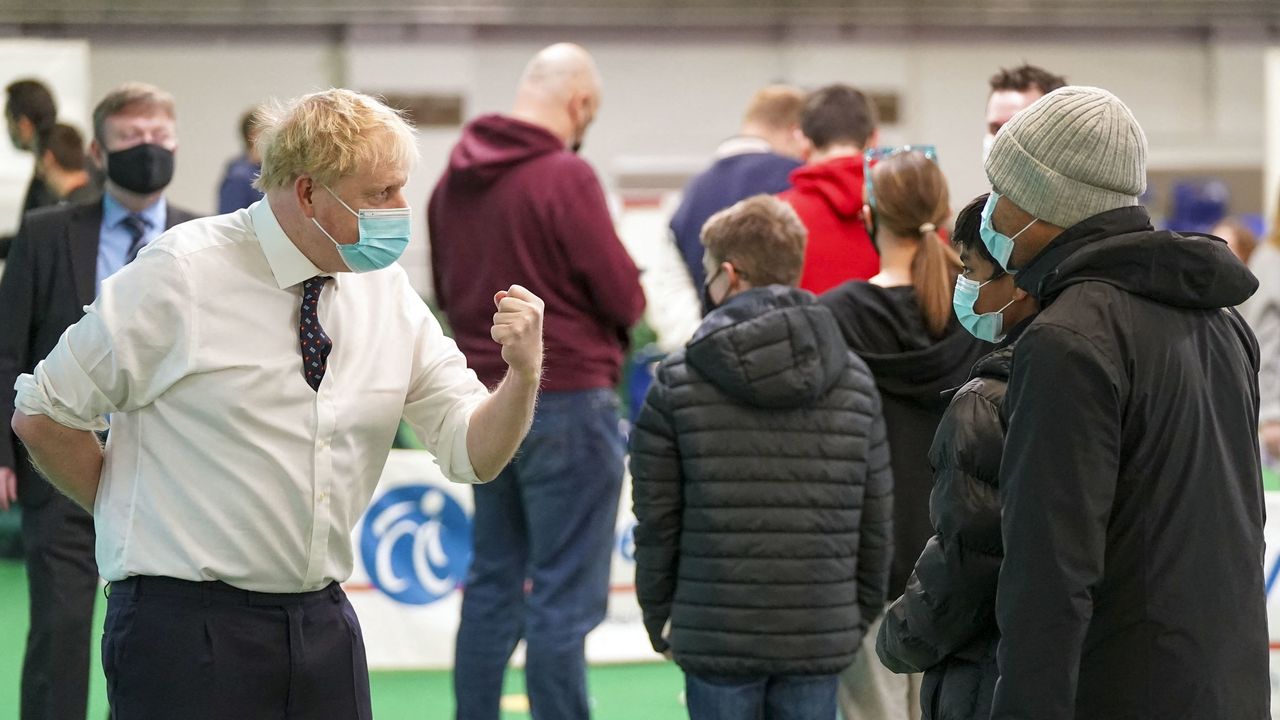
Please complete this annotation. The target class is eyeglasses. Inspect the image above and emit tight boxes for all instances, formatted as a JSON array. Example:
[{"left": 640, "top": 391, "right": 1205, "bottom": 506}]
[{"left": 864, "top": 145, "right": 939, "bottom": 211}]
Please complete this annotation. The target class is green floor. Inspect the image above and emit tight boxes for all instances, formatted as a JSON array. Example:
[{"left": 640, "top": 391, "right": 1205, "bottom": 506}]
[{"left": 0, "top": 560, "right": 687, "bottom": 719}]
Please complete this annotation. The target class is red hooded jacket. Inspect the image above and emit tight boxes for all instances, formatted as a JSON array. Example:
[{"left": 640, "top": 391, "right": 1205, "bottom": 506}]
[
  {"left": 428, "top": 115, "right": 645, "bottom": 391},
  {"left": 778, "top": 156, "right": 880, "bottom": 295}
]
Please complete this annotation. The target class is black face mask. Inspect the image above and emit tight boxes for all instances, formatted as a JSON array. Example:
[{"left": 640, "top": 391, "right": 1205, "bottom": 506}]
[
  {"left": 701, "top": 265, "right": 725, "bottom": 317},
  {"left": 106, "top": 143, "right": 174, "bottom": 194}
]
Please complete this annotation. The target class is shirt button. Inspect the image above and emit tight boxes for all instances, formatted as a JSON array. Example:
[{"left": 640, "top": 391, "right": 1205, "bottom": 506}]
[
  {"left": 319, "top": 491, "right": 330, "bottom": 503},
  {"left": 319, "top": 438, "right": 330, "bottom": 449}
]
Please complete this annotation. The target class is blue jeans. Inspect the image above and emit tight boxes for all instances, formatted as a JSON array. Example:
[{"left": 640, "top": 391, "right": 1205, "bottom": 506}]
[
  {"left": 685, "top": 673, "right": 839, "bottom": 720},
  {"left": 453, "top": 389, "right": 625, "bottom": 720}
]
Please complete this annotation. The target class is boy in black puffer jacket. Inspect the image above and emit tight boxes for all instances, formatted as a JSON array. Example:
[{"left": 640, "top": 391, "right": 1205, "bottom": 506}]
[
  {"left": 875, "top": 194, "right": 1038, "bottom": 719},
  {"left": 630, "top": 195, "right": 893, "bottom": 719}
]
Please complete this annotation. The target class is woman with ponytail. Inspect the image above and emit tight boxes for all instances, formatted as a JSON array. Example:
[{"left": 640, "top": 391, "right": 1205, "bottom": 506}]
[{"left": 818, "top": 150, "right": 988, "bottom": 720}]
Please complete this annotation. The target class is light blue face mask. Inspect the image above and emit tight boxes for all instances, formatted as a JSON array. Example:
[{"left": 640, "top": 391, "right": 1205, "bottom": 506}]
[
  {"left": 979, "top": 192, "right": 1037, "bottom": 272},
  {"left": 312, "top": 185, "right": 411, "bottom": 273},
  {"left": 953, "top": 274, "right": 1016, "bottom": 343}
]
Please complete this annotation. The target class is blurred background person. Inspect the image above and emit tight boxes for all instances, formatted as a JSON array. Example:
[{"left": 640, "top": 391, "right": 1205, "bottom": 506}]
[
  {"left": 669, "top": 85, "right": 807, "bottom": 289},
  {"left": 217, "top": 106, "right": 264, "bottom": 213},
  {"left": 875, "top": 193, "right": 1040, "bottom": 720},
  {"left": 984, "top": 64, "right": 1067, "bottom": 160},
  {"left": 2, "top": 79, "right": 58, "bottom": 259},
  {"left": 0, "top": 81, "right": 196, "bottom": 720},
  {"left": 780, "top": 84, "right": 880, "bottom": 295},
  {"left": 428, "top": 43, "right": 645, "bottom": 720},
  {"left": 1237, "top": 205, "right": 1280, "bottom": 461},
  {"left": 1214, "top": 216, "right": 1259, "bottom": 265},
  {"left": 35, "top": 123, "right": 97, "bottom": 206},
  {"left": 818, "top": 149, "right": 988, "bottom": 720}
]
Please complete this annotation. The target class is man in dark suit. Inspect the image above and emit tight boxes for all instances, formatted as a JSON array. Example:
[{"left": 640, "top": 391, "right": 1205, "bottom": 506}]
[{"left": 0, "top": 81, "right": 196, "bottom": 720}]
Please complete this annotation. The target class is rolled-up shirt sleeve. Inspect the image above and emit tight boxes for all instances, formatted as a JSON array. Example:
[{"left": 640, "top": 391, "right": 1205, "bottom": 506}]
[
  {"left": 400, "top": 283, "right": 492, "bottom": 485},
  {"left": 14, "top": 248, "right": 195, "bottom": 431}
]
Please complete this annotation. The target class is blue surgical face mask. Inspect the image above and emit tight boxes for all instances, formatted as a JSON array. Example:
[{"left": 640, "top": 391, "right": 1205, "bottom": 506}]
[
  {"left": 953, "top": 274, "right": 1016, "bottom": 343},
  {"left": 312, "top": 185, "right": 411, "bottom": 273},
  {"left": 979, "top": 192, "right": 1037, "bottom": 272}
]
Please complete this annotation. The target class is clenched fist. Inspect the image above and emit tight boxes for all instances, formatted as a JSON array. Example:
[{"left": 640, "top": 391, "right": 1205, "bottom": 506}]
[{"left": 491, "top": 284, "right": 545, "bottom": 380}]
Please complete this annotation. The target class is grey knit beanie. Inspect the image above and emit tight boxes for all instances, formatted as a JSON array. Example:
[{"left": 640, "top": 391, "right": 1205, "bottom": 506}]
[{"left": 985, "top": 86, "right": 1148, "bottom": 229}]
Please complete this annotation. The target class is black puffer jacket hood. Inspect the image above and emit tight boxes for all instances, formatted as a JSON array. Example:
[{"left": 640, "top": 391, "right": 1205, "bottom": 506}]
[
  {"left": 688, "top": 286, "right": 848, "bottom": 409},
  {"left": 1018, "top": 206, "right": 1258, "bottom": 310}
]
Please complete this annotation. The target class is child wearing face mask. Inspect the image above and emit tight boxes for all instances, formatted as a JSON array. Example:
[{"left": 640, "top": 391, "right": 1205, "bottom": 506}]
[{"left": 874, "top": 193, "right": 1039, "bottom": 720}]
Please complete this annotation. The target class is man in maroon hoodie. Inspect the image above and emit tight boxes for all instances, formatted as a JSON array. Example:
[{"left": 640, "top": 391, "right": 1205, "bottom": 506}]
[
  {"left": 428, "top": 43, "right": 645, "bottom": 720},
  {"left": 779, "top": 84, "right": 881, "bottom": 295}
]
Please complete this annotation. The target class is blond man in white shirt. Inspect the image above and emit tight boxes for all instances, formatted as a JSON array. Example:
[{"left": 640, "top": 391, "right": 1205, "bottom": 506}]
[{"left": 10, "top": 88, "right": 543, "bottom": 719}]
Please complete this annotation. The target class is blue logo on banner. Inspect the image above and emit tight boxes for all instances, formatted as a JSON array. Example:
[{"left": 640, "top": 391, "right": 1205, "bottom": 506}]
[
  {"left": 617, "top": 521, "right": 636, "bottom": 562},
  {"left": 360, "top": 485, "right": 472, "bottom": 605}
]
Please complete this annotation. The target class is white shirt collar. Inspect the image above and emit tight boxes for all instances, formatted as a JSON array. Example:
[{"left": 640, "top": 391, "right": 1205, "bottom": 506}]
[
  {"left": 249, "top": 198, "right": 326, "bottom": 290},
  {"left": 713, "top": 135, "right": 775, "bottom": 160}
]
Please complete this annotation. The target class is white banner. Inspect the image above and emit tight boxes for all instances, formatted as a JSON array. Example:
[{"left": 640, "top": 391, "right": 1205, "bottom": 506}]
[
  {"left": 1265, "top": 491, "right": 1280, "bottom": 714},
  {"left": 343, "top": 449, "right": 651, "bottom": 669}
]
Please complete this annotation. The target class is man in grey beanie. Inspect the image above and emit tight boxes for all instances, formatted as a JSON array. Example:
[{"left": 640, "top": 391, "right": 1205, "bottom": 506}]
[{"left": 983, "top": 86, "right": 1268, "bottom": 720}]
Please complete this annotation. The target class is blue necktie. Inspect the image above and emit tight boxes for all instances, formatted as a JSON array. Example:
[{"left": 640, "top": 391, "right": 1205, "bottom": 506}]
[
  {"left": 121, "top": 214, "right": 150, "bottom": 264},
  {"left": 299, "top": 276, "right": 333, "bottom": 392}
]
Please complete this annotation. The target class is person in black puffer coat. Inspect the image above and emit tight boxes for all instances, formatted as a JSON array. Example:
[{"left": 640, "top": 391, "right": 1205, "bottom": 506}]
[
  {"left": 875, "top": 194, "right": 1039, "bottom": 720},
  {"left": 630, "top": 195, "right": 893, "bottom": 720}
]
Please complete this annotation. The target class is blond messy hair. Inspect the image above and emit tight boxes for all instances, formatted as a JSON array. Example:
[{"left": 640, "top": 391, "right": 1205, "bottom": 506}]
[{"left": 254, "top": 89, "right": 418, "bottom": 191}]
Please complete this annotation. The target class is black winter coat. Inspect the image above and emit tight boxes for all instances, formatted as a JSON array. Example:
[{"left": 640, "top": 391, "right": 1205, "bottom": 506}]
[
  {"left": 630, "top": 286, "right": 894, "bottom": 676},
  {"left": 876, "top": 327, "right": 1027, "bottom": 720},
  {"left": 993, "top": 207, "right": 1268, "bottom": 720},
  {"left": 819, "top": 283, "right": 990, "bottom": 598}
]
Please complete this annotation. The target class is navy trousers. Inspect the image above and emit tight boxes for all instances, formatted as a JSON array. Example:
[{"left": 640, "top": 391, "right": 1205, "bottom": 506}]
[
  {"left": 21, "top": 492, "right": 98, "bottom": 720},
  {"left": 685, "top": 673, "right": 839, "bottom": 720},
  {"left": 453, "top": 388, "right": 626, "bottom": 720},
  {"left": 102, "top": 576, "right": 372, "bottom": 720}
]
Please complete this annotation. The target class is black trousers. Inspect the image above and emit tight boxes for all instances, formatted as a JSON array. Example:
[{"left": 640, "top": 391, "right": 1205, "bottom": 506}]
[
  {"left": 102, "top": 576, "right": 372, "bottom": 720},
  {"left": 21, "top": 492, "right": 99, "bottom": 720}
]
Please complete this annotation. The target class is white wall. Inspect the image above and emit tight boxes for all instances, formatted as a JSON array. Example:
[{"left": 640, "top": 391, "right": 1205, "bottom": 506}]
[
  {"left": 0, "top": 39, "right": 90, "bottom": 236},
  {"left": 1267, "top": 47, "right": 1280, "bottom": 228},
  {"left": 87, "top": 29, "right": 339, "bottom": 218},
  {"left": 20, "top": 27, "right": 1265, "bottom": 289}
]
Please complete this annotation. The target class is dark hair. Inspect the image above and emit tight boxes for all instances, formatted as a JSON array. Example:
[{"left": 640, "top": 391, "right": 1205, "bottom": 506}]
[
  {"left": 989, "top": 64, "right": 1067, "bottom": 96},
  {"left": 869, "top": 152, "right": 960, "bottom": 338},
  {"left": 701, "top": 194, "right": 808, "bottom": 287},
  {"left": 799, "top": 84, "right": 877, "bottom": 150},
  {"left": 952, "top": 193, "right": 997, "bottom": 264},
  {"left": 5, "top": 79, "right": 57, "bottom": 136},
  {"left": 240, "top": 107, "right": 260, "bottom": 148},
  {"left": 37, "top": 123, "right": 86, "bottom": 172}
]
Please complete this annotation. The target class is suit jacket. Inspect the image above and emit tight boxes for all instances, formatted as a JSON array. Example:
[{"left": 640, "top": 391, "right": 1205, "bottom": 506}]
[
  {"left": 0, "top": 174, "right": 61, "bottom": 260},
  {"left": 0, "top": 197, "right": 198, "bottom": 507}
]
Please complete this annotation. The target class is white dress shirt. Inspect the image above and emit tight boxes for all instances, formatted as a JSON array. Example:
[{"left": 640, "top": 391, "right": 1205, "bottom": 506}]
[{"left": 15, "top": 199, "right": 491, "bottom": 593}]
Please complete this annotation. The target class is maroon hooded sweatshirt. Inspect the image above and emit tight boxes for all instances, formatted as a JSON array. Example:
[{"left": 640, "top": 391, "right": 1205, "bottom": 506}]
[{"left": 428, "top": 114, "right": 645, "bottom": 391}]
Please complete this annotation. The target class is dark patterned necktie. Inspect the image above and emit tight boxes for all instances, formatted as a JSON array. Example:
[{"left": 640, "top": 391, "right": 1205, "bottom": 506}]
[
  {"left": 122, "top": 214, "right": 150, "bottom": 264},
  {"left": 299, "top": 276, "right": 333, "bottom": 392}
]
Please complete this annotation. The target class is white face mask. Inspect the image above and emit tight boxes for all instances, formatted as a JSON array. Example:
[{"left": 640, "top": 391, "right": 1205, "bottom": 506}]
[{"left": 982, "top": 134, "right": 997, "bottom": 164}]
